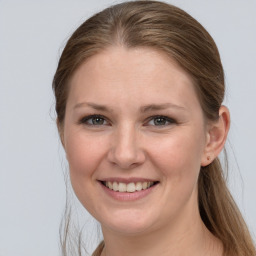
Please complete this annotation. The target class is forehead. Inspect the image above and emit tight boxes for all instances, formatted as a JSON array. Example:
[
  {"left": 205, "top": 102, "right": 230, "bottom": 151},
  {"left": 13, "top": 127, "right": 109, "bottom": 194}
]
[{"left": 67, "top": 46, "right": 200, "bottom": 112}]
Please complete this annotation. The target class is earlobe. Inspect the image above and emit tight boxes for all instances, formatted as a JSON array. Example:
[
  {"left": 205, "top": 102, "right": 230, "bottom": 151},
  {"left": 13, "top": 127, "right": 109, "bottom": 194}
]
[{"left": 201, "top": 105, "right": 230, "bottom": 166}]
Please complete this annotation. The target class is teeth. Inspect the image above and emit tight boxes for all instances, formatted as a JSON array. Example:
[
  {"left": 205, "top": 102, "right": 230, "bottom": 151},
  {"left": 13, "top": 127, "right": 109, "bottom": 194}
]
[
  {"left": 113, "top": 181, "right": 118, "bottom": 191},
  {"left": 135, "top": 182, "right": 142, "bottom": 191},
  {"left": 104, "top": 181, "right": 156, "bottom": 193},
  {"left": 107, "top": 181, "right": 113, "bottom": 189},
  {"left": 142, "top": 182, "right": 148, "bottom": 190},
  {"left": 119, "top": 182, "right": 127, "bottom": 192},
  {"left": 127, "top": 183, "right": 136, "bottom": 192}
]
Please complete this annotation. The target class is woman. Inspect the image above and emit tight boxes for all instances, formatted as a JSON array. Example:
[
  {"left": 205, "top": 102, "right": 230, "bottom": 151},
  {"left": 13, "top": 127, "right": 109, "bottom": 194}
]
[{"left": 52, "top": 1, "right": 256, "bottom": 255}]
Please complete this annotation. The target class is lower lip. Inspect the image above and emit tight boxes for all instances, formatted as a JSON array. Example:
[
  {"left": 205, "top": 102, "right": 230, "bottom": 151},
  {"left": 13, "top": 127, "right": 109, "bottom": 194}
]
[{"left": 99, "top": 182, "right": 158, "bottom": 201}]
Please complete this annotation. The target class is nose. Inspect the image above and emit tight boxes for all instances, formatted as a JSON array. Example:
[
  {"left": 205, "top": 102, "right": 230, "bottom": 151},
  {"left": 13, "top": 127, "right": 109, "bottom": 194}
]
[{"left": 107, "top": 123, "right": 146, "bottom": 169}]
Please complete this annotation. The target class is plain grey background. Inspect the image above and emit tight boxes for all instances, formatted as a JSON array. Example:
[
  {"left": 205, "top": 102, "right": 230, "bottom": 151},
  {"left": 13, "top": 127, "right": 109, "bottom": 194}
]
[{"left": 0, "top": 0, "right": 255, "bottom": 255}]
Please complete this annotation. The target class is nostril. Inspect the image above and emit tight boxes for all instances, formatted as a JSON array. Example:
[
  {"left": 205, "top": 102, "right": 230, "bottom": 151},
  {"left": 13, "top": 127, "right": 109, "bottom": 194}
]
[{"left": 107, "top": 146, "right": 146, "bottom": 169}]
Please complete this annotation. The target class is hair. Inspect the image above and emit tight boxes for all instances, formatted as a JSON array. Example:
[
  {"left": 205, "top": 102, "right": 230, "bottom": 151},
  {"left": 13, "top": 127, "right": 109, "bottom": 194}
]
[{"left": 52, "top": 1, "right": 256, "bottom": 256}]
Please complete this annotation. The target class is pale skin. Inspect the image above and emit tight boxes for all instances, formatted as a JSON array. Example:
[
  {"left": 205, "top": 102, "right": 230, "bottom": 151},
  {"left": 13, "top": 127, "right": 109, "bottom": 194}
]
[{"left": 61, "top": 47, "right": 230, "bottom": 256}]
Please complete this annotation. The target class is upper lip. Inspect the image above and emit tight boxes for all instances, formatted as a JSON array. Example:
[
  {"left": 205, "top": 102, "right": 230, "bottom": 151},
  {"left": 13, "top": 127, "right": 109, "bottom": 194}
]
[{"left": 98, "top": 177, "right": 159, "bottom": 184}]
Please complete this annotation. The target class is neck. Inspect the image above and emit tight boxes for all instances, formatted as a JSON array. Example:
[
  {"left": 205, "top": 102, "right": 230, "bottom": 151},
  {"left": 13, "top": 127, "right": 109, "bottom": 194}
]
[{"left": 100, "top": 212, "right": 222, "bottom": 256}]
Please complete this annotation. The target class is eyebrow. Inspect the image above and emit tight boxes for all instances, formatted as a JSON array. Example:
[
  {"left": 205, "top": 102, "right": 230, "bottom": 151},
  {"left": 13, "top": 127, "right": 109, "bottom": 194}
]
[
  {"left": 73, "top": 102, "right": 186, "bottom": 113},
  {"left": 140, "top": 103, "right": 186, "bottom": 113},
  {"left": 74, "top": 102, "right": 113, "bottom": 112}
]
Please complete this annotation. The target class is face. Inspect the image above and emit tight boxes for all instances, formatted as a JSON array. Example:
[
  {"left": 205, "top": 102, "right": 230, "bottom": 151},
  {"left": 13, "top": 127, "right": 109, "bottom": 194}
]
[{"left": 63, "top": 47, "right": 209, "bottom": 236}]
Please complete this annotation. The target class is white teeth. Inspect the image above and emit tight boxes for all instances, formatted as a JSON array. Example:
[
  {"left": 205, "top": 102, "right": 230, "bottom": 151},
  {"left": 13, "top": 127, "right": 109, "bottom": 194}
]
[
  {"left": 135, "top": 182, "right": 142, "bottom": 191},
  {"left": 142, "top": 182, "right": 148, "bottom": 190},
  {"left": 113, "top": 181, "right": 118, "bottom": 191},
  {"left": 119, "top": 182, "right": 127, "bottom": 192},
  {"left": 104, "top": 181, "right": 156, "bottom": 193},
  {"left": 127, "top": 183, "right": 136, "bottom": 192},
  {"left": 106, "top": 181, "right": 113, "bottom": 189}
]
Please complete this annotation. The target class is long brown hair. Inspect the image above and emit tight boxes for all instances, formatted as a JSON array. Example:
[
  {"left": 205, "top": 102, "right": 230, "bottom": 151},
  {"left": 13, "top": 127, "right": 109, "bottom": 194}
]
[{"left": 53, "top": 1, "right": 256, "bottom": 255}]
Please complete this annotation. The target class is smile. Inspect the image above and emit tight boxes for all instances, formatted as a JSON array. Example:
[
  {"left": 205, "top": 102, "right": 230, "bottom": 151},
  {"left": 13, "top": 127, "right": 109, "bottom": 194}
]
[{"left": 101, "top": 181, "right": 158, "bottom": 193}]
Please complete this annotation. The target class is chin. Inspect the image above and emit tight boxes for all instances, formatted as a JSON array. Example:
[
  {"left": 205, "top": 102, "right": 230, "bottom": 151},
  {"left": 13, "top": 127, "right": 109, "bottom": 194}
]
[{"left": 99, "top": 208, "right": 159, "bottom": 236}]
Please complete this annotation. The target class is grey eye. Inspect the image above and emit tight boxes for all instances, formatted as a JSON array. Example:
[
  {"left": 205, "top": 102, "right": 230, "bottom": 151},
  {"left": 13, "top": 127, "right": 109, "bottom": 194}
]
[
  {"left": 90, "top": 117, "right": 105, "bottom": 125},
  {"left": 153, "top": 117, "right": 168, "bottom": 126},
  {"left": 147, "top": 116, "right": 176, "bottom": 126},
  {"left": 80, "top": 115, "right": 108, "bottom": 126}
]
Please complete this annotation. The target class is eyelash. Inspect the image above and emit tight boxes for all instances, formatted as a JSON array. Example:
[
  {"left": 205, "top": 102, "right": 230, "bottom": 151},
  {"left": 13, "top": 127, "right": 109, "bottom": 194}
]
[
  {"left": 146, "top": 116, "right": 176, "bottom": 126},
  {"left": 80, "top": 115, "right": 109, "bottom": 126},
  {"left": 79, "top": 114, "right": 177, "bottom": 127}
]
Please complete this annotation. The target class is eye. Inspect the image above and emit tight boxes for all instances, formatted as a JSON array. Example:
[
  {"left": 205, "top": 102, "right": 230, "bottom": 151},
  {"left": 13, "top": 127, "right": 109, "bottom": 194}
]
[
  {"left": 80, "top": 115, "right": 109, "bottom": 126},
  {"left": 147, "top": 116, "right": 176, "bottom": 126}
]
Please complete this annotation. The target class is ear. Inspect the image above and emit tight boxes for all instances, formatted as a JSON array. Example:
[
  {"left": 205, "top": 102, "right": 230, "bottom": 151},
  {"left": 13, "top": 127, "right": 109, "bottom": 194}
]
[
  {"left": 201, "top": 105, "right": 230, "bottom": 166},
  {"left": 56, "top": 118, "right": 65, "bottom": 149}
]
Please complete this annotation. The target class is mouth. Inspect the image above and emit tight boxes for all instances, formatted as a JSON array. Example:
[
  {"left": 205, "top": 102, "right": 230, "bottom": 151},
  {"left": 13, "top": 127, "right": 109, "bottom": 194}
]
[{"left": 100, "top": 180, "right": 159, "bottom": 193}]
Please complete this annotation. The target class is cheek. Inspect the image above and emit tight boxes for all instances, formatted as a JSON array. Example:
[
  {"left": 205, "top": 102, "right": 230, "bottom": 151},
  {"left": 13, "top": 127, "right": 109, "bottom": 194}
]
[
  {"left": 149, "top": 127, "right": 205, "bottom": 188},
  {"left": 64, "top": 130, "right": 107, "bottom": 188},
  {"left": 146, "top": 129, "right": 205, "bottom": 221},
  {"left": 64, "top": 130, "right": 111, "bottom": 216}
]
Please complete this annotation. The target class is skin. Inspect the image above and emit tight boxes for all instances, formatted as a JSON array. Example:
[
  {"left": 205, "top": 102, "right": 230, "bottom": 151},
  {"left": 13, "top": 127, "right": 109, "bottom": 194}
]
[{"left": 61, "top": 47, "right": 229, "bottom": 256}]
